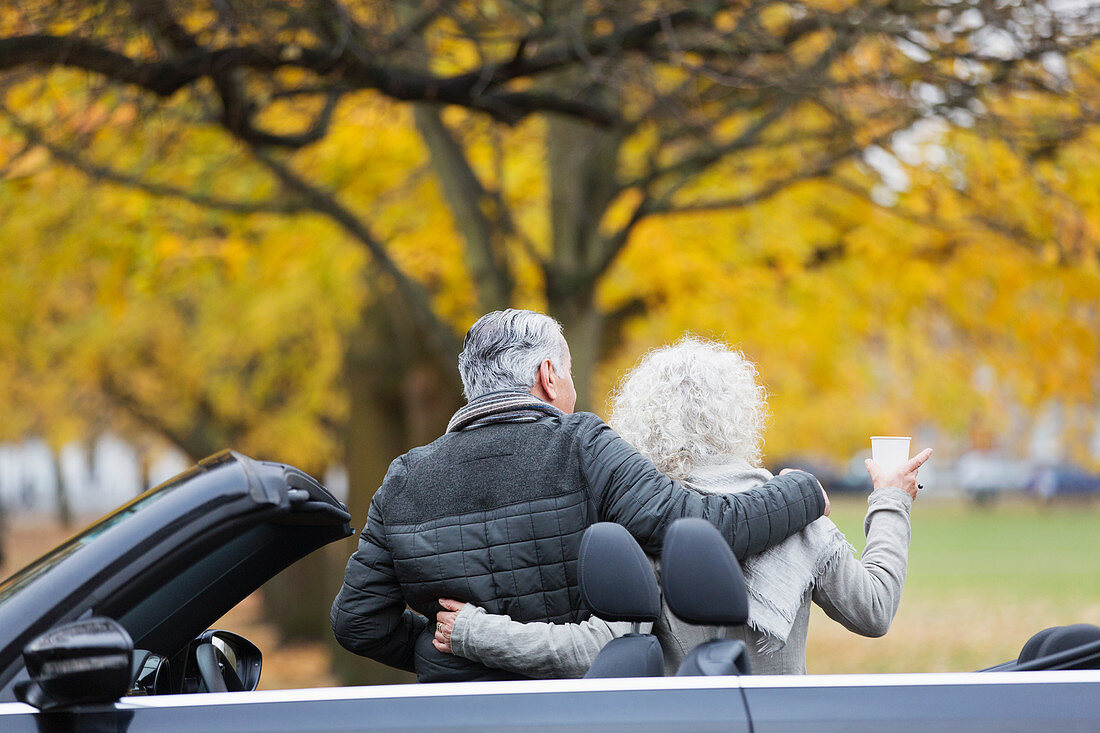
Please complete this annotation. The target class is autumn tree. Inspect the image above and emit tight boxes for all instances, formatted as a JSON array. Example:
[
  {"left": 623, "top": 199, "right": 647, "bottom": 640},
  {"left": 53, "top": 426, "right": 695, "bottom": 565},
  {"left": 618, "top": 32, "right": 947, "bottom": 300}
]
[{"left": 3, "top": 0, "right": 1100, "bottom": 680}]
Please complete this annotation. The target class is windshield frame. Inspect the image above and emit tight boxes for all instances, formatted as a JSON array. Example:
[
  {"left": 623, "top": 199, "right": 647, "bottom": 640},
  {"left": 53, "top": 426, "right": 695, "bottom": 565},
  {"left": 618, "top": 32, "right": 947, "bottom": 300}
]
[{"left": 0, "top": 465, "right": 201, "bottom": 608}]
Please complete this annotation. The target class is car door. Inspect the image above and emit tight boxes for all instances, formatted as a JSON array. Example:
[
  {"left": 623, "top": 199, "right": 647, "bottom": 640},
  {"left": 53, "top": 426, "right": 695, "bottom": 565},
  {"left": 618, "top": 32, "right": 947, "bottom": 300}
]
[
  {"left": 0, "top": 451, "right": 352, "bottom": 701},
  {"left": 740, "top": 671, "right": 1100, "bottom": 732},
  {"left": 1, "top": 677, "right": 754, "bottom": 733}
]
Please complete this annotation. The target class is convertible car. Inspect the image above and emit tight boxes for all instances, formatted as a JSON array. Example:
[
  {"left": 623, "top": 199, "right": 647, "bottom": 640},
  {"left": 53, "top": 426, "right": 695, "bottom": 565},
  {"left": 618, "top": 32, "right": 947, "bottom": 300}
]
[{"left": 0, "top": 451, "right": 1097, "bottom": 732}]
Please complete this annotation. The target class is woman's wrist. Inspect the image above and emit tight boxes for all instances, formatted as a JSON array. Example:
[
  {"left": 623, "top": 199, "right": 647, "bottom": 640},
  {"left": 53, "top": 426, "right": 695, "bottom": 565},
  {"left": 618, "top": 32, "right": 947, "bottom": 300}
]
[
  {"left": 867, "top": 486, "right": 912, "bottom": 511},
  {"left": 449, "top": 603, "right": 481, "bottom": 657}
]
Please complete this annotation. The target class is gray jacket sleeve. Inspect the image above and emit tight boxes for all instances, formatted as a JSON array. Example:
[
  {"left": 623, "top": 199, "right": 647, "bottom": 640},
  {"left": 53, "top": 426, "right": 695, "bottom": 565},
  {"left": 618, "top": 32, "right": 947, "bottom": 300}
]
[
  {"left": 577, "top": 415, "right": 826, "bottom": 559},
  {"left": 450, "top": 604, "right": 645, "bottom": 678},
  {"left": 331, "top": 457, "right": 429, "bottom": 671},
  {"left": 811, "top": 487, "right": 912, "bottom": 637}
]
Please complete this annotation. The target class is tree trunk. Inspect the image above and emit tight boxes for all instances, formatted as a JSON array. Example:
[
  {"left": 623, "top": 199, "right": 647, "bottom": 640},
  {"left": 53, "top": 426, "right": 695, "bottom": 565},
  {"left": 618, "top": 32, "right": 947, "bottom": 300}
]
[
  {"left": 328, "top": 296, "right": 462, "bottom": 685},
  {"left": 545, "top": 112, "right": 623, "bottom": 411},
  {"left": 259, "top": 440, "right": 347, "bottom": 646},
  {"left": 551, "top": 298, "right": 604, "bottom": 412},
  {"left": 413, "top": 106, "right": 512, "bottom": 313},
  {"left": 52, "top": 450, "right": 73, "bottom": 529}
]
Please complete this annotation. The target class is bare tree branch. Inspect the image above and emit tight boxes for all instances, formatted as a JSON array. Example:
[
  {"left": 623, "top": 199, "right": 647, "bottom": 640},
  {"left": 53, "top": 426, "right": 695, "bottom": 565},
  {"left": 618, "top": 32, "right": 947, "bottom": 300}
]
[
  {"left": 412, "top": 105, "right": 520, "bottom": 311},
  {"left": 250, "top": 148, "right": 461, "bottom": 365},
  {"left": 0, "top": 33, "right": 620, "bottom": 128},
  {"left": 100, "top": 370, "right": 238, "bottom": 460},
  {"left": 650, "top": 143, "right": 877, "bottom": 215},
  {"left": 2, "top": 105, "right": 309, "bottom": 214}
]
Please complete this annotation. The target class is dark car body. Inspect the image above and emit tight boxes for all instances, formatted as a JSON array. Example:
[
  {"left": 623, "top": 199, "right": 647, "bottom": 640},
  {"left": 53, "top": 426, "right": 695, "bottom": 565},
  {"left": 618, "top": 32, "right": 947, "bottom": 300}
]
[
  {"left": 2, "top": 671, "right": 1100, "bottom": 732},
  {"left": 0, "top": 451, "right": 352, "bottom": 702},
  {"left": 0, "top": 452, "right": 1098, "bottom": 731},
  {"left": 1026, "top": 465, "right": 1100, "bottom": 500}
]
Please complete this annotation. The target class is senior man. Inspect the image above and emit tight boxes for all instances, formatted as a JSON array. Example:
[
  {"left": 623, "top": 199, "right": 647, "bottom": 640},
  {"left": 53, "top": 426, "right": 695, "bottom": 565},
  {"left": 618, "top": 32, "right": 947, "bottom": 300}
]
[{"left": 331, "top": 309, "right": 828, "bottom": 682}]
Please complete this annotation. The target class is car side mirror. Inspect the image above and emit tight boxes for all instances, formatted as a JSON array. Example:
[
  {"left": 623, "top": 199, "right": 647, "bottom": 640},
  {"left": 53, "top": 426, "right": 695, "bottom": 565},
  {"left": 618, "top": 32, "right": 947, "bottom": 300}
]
[
  {"left": 184, "top": 630, "right": 262, "bottom": 693},
  {"left": 16, "top": 617, "right": 133, "bottom": 710}
]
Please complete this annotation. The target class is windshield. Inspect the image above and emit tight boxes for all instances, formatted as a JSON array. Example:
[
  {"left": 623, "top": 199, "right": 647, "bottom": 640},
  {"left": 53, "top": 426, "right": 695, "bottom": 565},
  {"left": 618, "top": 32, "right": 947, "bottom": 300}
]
[{"left": 0, "top": 464, "right": 202, "bottom": 607}]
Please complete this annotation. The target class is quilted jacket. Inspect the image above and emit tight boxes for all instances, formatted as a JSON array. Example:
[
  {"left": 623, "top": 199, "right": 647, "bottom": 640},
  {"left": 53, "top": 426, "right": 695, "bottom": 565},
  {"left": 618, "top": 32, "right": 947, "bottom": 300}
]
[{"left": 331, "top": 410, "right": 825, "bottom": 682}]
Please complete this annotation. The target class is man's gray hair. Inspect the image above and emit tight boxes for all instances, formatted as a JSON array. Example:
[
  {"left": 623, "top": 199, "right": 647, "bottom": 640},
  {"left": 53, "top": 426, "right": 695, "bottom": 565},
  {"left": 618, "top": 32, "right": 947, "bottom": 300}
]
[{"left": 459, "top": 309, "right": 569, "bottom": 400}]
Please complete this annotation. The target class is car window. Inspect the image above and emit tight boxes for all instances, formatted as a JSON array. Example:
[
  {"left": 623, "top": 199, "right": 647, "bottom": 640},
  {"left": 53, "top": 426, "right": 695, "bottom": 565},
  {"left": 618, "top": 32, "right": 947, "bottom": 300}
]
[
  {"left": 114, "top": 525, "right": 277, "bottom": 649},
  {"left": 0, "top": 465, "right": 201, "bottom": 608}
]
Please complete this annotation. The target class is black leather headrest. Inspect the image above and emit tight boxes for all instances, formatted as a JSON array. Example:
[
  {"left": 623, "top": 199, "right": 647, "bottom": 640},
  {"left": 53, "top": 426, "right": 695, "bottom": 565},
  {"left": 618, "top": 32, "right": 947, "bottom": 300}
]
[
  {"left": 1019, "top": 624, "right": 1100, "bottom": 663},
  {"left": 660, "top": 518, "right": 748, "bottom": 626},
  {"left": 578, "top": 523, "right": 661, "bottom": 622},
  {"left": 1017, "top": 626, "right": 1061, "bottom": 664}
]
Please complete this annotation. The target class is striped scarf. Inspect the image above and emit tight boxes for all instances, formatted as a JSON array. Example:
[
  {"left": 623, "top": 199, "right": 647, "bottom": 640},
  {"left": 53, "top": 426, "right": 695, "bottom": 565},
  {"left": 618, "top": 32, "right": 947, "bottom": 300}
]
[{"left": 446, "top": 390, "right": 563, "bottom": 433}]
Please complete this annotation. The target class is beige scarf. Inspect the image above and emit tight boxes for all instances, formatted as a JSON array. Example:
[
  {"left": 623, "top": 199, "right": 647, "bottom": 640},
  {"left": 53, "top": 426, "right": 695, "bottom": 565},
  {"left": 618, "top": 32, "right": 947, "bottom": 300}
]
[{"left": 686, "top": 461, "right": 852, "bottom": 652}]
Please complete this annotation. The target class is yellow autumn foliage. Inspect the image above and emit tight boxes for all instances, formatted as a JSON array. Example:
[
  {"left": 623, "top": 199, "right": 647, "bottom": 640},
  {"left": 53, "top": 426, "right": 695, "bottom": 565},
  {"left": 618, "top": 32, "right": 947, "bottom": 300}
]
[{"left": 2, "top": 15, "right": 1099, "bottom": 475}]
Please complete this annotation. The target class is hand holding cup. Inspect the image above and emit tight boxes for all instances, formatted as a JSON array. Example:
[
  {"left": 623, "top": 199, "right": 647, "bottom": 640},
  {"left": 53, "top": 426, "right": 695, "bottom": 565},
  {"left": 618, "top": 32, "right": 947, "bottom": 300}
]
[{"left": 865, "top": 448, "right": 933, "bottom": 500}]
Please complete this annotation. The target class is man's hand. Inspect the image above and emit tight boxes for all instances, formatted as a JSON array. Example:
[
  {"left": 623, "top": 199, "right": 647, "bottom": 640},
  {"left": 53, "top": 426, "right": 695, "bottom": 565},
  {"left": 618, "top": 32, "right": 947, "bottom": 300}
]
[
  {"left": 780, "top": 468, "right": 830, "bottom": 516},
  {"left": 865, "top": 448, "right": 933, "bottom": 500},
  {"left": 432, "top": 598, "right": 466, "bottom": 654}
]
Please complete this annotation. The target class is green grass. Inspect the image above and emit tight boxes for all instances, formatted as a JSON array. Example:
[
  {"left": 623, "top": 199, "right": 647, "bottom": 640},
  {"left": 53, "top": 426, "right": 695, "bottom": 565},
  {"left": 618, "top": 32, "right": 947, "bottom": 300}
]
[
  {"left": 806, "top": 495, "right": 1100, "bottom": 673},
  {"left": 828, "top": 495, "right": 1100, "bottom": 603}
]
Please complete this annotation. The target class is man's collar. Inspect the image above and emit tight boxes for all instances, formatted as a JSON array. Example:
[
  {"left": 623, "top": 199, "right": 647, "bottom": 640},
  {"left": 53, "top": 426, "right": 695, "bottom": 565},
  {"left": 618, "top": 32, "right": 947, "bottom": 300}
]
[{"left": 446, "top": 390, "right": 563, "bottom": 433}]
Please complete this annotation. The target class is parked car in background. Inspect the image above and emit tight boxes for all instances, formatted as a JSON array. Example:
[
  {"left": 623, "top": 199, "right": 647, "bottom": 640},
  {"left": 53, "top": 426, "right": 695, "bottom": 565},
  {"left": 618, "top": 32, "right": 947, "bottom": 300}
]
[
  {"left": 767, "top": 456, "right": 872, "bottom": 495},
  {"left": 1026, "top": 465, "right": 1100, "bottom": 501},
  {"left": 835, "top": 454, "right": 877, "bottom": 494},
  {"left": 956, "top": 450, "right": 1035, "bottom": 504},
  {"left": 0, "top": 451, "right": 1098, "bottom": 731}
]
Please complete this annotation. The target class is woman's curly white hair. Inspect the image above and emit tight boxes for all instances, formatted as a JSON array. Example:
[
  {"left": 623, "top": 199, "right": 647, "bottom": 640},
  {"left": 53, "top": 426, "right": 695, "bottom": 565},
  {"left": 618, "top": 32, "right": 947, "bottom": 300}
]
[{"left": 610, "top": 337, "right": 768, "bottom": 480}]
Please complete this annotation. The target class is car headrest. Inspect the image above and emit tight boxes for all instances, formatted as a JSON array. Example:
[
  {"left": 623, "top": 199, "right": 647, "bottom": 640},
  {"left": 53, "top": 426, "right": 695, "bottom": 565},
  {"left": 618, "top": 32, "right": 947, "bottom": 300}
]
[
  {"left": 660, "top": 518, "right": 748, "bottom": 626},
  {"left": 578, "top": 523, "right": 661, "bottom": 623},
  {"left": 1019, "top": 624, "right": 1100, "bottom": 663},
  {"left": 1017, "top": 626, "right": 1061, "bottom": 664}
]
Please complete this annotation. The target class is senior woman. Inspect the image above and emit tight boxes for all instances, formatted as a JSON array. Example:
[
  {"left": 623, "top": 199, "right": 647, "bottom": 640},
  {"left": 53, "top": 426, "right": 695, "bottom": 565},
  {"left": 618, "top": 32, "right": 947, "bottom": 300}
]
[{"left": 432, "top": 338, "right": 931, "bottom": 676}]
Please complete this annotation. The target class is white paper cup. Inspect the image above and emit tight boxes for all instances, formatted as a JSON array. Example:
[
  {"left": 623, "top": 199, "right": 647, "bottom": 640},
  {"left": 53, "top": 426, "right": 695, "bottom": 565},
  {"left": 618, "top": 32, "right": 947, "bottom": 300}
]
[{"left": 870, "top": 436, "right": 911, "bottom": 474}]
